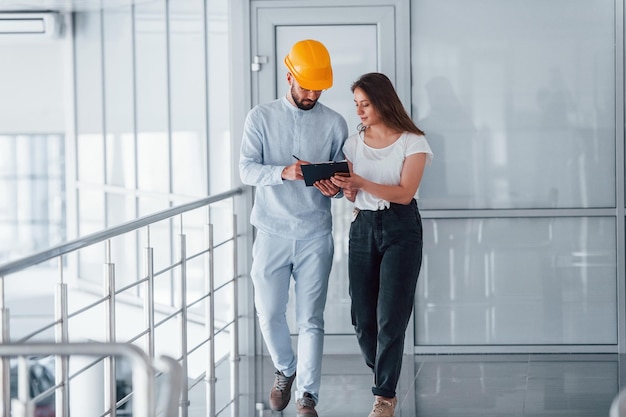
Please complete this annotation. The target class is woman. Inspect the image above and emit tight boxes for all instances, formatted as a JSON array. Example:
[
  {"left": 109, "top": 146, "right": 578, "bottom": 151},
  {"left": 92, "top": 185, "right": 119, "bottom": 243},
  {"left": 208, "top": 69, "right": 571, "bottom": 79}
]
[{"left": 330, "top": 72, "right": 432, "bottom": 417}]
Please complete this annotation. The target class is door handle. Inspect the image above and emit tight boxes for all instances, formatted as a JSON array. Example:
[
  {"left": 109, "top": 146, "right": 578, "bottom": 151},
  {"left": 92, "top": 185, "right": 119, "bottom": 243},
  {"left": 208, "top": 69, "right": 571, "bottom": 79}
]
[{"left": 251, "top": 55, "right": 268, "bottom": 72}]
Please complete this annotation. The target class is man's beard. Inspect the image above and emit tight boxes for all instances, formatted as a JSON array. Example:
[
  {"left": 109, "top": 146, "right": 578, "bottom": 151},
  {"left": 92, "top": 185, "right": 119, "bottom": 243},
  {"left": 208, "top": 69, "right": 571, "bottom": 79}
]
[{"left": 291, "top": 85, "right": 318, "bottom": 110}]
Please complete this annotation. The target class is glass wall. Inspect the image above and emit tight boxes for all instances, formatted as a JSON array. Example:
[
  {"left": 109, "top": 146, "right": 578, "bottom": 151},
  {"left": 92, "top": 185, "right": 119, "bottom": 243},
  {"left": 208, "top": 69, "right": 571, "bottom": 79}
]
[
  {"left": 0, "top": 29, "right": 67, "bottom": 264},
  {"left": 418, "top": 216, "right": 616, "bottom": 345},
  {"left": 72, "top": 0, "right": 232, "bottom": 285},
  {"left": 412, "top": 0, "right": 616, "bottom": 347},
  {"left": 0, "top": 135, "right": 66, "bottom": 263}
]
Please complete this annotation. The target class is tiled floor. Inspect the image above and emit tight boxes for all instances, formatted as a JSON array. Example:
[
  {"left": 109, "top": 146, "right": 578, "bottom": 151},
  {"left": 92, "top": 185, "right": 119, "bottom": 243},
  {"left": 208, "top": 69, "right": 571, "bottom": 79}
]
[{"left": 260, "top": 353, "right": 622, "bottom": 417}]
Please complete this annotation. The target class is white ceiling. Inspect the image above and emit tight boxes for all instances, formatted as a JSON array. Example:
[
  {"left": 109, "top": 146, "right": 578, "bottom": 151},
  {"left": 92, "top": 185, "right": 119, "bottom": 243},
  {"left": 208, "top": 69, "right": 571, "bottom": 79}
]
[{"left": 0, "top": 0, "right": 158, "bottom": 13}]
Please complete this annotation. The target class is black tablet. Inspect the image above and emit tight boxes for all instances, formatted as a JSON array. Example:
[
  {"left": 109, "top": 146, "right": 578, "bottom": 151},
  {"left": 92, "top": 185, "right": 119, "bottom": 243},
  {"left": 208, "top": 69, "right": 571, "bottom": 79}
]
[{"left": 300, "top": 160, "right": 350, "bottom": 186}]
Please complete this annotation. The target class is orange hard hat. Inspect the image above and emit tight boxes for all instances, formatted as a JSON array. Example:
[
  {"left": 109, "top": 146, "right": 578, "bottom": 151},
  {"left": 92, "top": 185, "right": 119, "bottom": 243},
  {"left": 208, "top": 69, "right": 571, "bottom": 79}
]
[{"left": 284, "top": 39, "right": 333, "bottom": 91}]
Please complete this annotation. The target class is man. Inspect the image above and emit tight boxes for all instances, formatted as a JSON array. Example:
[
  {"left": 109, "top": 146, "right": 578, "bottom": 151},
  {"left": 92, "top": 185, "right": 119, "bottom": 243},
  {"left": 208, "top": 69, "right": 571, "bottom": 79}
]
[{"left": 239, "top": 39, "right": 348, "bottom": 417}]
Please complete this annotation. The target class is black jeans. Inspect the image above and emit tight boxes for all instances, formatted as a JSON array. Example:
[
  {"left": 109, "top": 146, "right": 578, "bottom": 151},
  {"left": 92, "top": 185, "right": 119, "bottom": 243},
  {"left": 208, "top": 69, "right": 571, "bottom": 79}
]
[{"left": 348, "top": 199, "right": 423, "bottom": 398}]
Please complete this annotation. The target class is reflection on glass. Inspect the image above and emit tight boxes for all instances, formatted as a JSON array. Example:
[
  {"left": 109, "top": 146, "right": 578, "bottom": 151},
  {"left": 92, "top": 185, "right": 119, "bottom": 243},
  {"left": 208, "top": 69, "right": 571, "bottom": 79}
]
[
  {"left": 416, "top": 216, "right": 617, "bottom": 345},
  {"left": 413, "top": 0, "right": 615, "bottom": 209}
]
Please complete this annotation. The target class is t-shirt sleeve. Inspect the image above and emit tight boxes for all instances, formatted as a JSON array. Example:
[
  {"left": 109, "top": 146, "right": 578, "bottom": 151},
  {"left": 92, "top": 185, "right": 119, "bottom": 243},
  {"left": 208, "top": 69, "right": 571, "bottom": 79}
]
[{"left": 406, "top": 133, "right": 434, "bottom": 165}]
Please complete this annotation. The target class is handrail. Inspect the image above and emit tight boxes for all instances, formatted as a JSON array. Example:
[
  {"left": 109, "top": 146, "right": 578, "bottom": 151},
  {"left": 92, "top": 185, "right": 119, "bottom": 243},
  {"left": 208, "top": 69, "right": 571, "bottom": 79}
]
[
  {"left": 0, "top": 342, "right": 182, "bottom": 417},
  {"left": 0, "top": 187, "right": 245, "bottom": 277},
  {"left": 0, "top": 186, "right": 246, "bottom": 417}
]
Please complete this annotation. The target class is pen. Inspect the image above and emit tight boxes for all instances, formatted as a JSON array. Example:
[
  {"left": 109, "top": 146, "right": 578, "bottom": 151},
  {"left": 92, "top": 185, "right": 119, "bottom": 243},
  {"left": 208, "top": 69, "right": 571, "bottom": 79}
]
[{"left": 292, "top": 155, "right": 301, "bottom": 160}]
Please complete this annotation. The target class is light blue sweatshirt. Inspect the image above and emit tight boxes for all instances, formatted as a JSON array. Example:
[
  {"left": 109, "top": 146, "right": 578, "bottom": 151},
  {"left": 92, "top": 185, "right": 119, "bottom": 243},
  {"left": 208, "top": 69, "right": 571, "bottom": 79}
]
[{"left": 239, "top": 96, "right": 348, "bottom": 240}]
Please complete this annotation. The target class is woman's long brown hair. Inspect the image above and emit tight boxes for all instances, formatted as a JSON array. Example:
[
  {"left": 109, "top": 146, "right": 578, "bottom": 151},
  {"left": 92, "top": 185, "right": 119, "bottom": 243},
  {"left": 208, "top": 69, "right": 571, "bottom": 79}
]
[{"left": 352, "top": 72, "right": 424, "bottom": 136}]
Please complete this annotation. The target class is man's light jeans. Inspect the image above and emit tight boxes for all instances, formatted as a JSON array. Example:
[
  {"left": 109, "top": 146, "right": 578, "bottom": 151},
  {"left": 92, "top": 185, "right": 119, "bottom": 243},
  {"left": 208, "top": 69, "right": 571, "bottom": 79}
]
[{"left": 251, "top": 230, "right": 334, "bottom": 405}]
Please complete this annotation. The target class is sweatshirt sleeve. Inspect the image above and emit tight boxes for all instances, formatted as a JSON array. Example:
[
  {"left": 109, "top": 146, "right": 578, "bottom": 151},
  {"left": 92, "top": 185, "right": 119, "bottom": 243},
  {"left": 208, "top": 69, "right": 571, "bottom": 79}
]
[{"left": 239, "top": 108, "right": 285, "bottom": 186}]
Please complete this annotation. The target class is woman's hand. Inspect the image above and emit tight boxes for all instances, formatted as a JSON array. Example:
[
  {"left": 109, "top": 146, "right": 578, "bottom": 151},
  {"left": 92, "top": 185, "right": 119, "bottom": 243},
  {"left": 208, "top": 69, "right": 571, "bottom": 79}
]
[
  {"left": 314, "top": 178, "right": 341, "bottom": 197},
  {"left": 330, "top": 172, "right": 361, "bottom": 202},
  {"left": 342, "top": 187, "right": 358, "bottom": 202},
  {"left": 330, "top": 172, "right": 360, "bottom": 189}
]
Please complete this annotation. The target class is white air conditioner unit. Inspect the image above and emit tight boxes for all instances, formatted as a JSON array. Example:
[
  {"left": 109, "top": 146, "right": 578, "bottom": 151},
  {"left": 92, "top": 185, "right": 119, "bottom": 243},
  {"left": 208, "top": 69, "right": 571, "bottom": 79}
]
[{"left": 0, "top": 12, "right": 63, "bottom": 38}]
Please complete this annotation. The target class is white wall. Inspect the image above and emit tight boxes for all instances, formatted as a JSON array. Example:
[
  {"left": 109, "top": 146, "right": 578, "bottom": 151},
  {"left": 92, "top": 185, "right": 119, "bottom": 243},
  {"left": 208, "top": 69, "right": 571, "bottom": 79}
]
[{"left": 0, "top": 37, "right": 67, "bottom": 133}]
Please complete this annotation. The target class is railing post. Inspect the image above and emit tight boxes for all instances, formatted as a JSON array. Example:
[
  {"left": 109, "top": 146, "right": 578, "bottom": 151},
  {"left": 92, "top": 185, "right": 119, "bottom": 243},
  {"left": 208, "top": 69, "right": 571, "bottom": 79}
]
[
  {"left": 231, "top": 214, "right": 240, "bottom": 417},
  {"left": 104, "top": 240, "right": 117, "bottom": 417},
  {"left": 179, "top": 230, "right": 189, "bottom": 417},
  {"left": 0, "top": 276, "right": 10, "bottom": 417},
  {"left": 144, "top": 226, "right": 155, "bottom": 360},
  {"left": 55, "top": 256, "right": 69, "bottom": 417},
  {"left": 16, "top": 356, "right": 33, "bottom": 417},
  {"left": 205, "top": 222, "right": 216, "bottom": 417}
]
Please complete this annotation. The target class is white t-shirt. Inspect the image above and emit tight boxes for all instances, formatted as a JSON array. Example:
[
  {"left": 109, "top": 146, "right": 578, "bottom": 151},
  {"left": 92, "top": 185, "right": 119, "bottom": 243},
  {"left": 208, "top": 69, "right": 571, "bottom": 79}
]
[{"left": 342, "top": 130, "right": 433, "bottom": 211}]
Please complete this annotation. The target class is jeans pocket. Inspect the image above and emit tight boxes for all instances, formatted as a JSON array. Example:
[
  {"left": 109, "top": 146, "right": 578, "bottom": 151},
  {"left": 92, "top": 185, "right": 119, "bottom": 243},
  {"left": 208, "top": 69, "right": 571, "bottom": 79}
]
[{"left": 390, "top": 200, "right": 416, "bottom": 221}]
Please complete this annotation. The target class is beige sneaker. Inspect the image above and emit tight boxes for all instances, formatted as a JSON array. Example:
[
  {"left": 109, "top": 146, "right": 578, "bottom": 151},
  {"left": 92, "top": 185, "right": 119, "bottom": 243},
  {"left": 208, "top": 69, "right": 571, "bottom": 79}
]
[{"left": 368, "top": 395, "right": 397, "bottom": 417}]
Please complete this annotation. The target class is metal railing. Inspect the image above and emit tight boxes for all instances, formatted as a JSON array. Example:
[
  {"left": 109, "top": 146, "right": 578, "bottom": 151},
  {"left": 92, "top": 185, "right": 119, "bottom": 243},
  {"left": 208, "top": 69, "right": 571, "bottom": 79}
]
[
  {"left": 0, "top": 187, "right": 246, "bottom": 417},
  {"left": 0, "top": 342, "right": 182, "bottom": 417}
]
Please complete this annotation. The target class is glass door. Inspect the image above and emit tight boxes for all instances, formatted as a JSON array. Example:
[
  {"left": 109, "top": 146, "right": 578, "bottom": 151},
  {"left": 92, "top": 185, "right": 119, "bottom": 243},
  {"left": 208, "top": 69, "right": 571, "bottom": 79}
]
[{"left": 252, "top": 0, "right": 410, "bottom": 353}]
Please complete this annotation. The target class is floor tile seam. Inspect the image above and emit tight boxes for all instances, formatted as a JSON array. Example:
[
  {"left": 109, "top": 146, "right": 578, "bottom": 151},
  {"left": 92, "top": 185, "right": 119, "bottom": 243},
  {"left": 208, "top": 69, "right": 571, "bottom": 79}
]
[
  {"left": 522, "top": 353, "right": 531, "bottom": 416},
  {"left": 399, "top": 359, "right": 425, "bottom": 409}
]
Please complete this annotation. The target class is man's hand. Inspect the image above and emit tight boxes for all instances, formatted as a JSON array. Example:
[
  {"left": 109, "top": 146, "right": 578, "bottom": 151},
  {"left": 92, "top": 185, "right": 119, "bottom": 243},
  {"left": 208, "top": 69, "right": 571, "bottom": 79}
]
[{"left": 281, "top": 160, "right": 307, "bottom": 181}]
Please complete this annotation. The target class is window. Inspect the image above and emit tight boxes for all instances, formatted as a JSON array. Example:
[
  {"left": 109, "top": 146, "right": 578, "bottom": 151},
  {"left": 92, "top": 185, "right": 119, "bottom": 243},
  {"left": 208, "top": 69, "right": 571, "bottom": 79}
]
[{"left": 0, "top": 134, "right": 65, "bottom": 263}]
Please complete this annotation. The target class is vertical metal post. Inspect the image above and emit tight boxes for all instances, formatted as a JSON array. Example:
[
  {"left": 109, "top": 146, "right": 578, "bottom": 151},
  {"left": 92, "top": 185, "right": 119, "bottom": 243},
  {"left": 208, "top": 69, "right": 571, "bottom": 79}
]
[
  {"left": 104, "top": 240, "right": 117, "bottom": 417},
  {"left": 144, "top": 226, "right": 155, "bottom": 360},
  {"left": 0, "top": 276, "right": 10, "bottom": 417},
  {"left": 179, "top": 230, "right": 189, "bottom": 417},
  {"left": 130, "top": 348, "right": 155, "bottom": 417},
  {"left": 231, "top": 214, "right": 240, "bottom": 417},
  {"left": 0, "top": 276, "right": 5, "bottom": 330},
  {"left": 55, "top": 257, "right": 69, "bottom": 417},
  {"left": 615, "top": 0, "right": 626, "bottom": 355},
  {"left": 16, "top": 356, "right": 33, "bottom": 417},
  {"left": 205, "top": 222, "right": 216, "bottom": 417}
]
